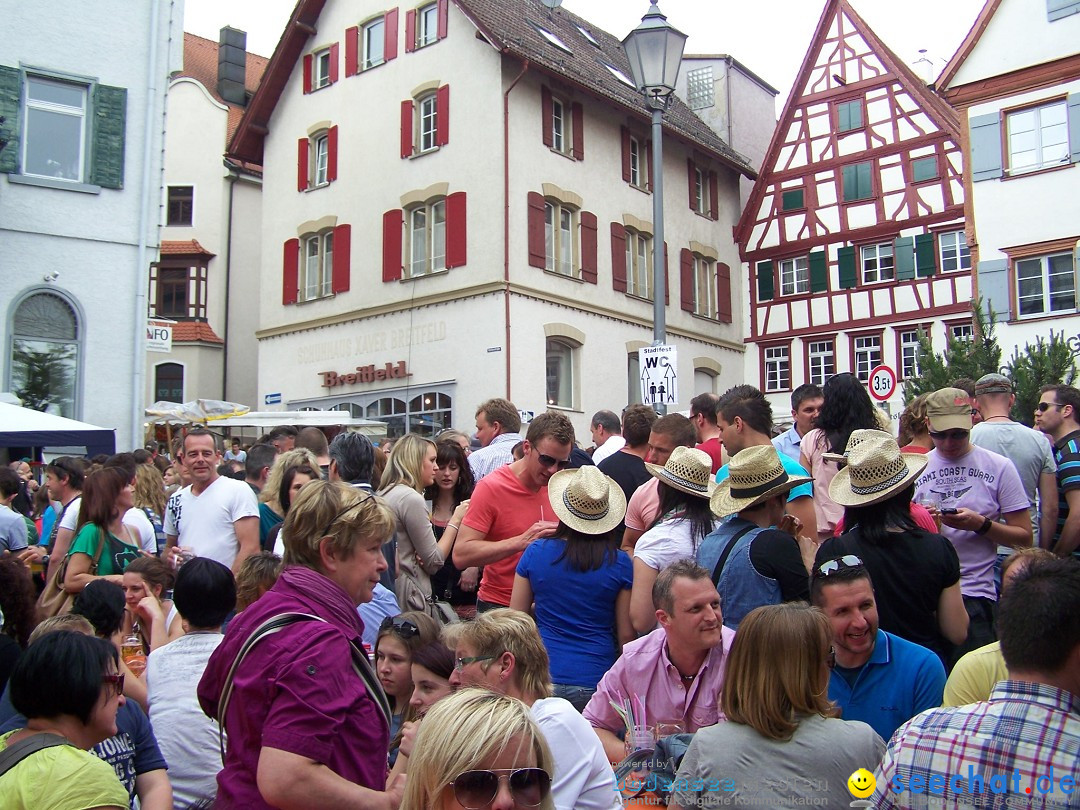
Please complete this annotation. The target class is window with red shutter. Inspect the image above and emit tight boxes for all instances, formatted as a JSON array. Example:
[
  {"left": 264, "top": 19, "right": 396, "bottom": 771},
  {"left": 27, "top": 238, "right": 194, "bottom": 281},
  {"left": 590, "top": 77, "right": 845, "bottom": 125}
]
[
  {"left": 541, "top": 86, "right": 553, "bottom": 148},
  {"left": 400, "top": 100, "right": 414, "bottom": 158},
  {"left": 436, "top": 84, "right": 449, "bottom": 146},
  {"left": 687, "top": 158, "right": 697, "bottom": 210},
  {"left": 680, "top": 248, "right": 695, "bottom": 313},
  {"left": 527, "top": 192, "right": 546, "bottom": 269},
  {"left": 329, "top": 43, "right": 339, "bottom": 84},
  {"left": 571, "top": 102, "right": 584, "bottom": 160},
  {"left": 297, "top": 138, "right": 308, "bottom": 192},
  {"left": 580, "top": 211, "right": 597, "bottom": 284},
  {"left": 611, "top": 223, "right": 627, "bottom": 293},
  {"left": 327, "top": 126, "right": 338, "bottom": 182},
  {"left": 405, "top": 10, "right": 416, "bottom": 53},
  {"left": 717, "top": 262, "right": 732, "bottom": 323},
  {"left": 385, "top": 8, "right": 399, "bottom": 61},
  {"left": 332, "top": 224, "right": 351, "bottom": 293},
  {"left": 708, "top": 171, "right": 719, "bottom": 220},
  {"left": 302, "top": 54, "right": 313, "bottom": 94},
  {"left": 345, "top": 27, "right": 359, "bottom": 76},
  {"left": 382, "top": 210, "right": 404, "bottom": 282},
  {"left": 437, "top": 0, "right": 448, "bottom": 39},
  {"left": 282, "top": 239, "right": 300, "bottom": 304},
  {"left": 621, "top": 127, "right": 631, "bottom": 183},
  {"left": 446, "top": 191, "right": 466, "bottom": 268}
]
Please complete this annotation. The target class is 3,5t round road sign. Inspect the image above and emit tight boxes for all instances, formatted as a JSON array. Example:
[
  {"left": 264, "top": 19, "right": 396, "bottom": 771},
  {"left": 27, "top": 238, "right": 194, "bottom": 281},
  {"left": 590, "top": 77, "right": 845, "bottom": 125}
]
[{"left": 868, "top": 365, "right": 896, "bottom": 401}]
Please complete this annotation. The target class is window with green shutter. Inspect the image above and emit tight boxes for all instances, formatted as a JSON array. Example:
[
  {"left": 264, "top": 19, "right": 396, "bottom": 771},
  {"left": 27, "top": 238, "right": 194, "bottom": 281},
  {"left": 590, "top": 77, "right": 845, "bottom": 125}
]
[
  {"left": 894, "top": 236, "right": 916, "bottom": 281},
  {"left": 89, "top": 84, "right": 126, "bottom": 189},
  {"left": 915, "top": 233, "right": 936, "bottom": 277},
  {"left": 757, "top": 260, "right": 775, "bottom": 301},
  {"left": 809, "top": 250, "right": 828, "bottom": 292},
  {"left": 837, "top": 246, "right": 857, "bottom": 289},
  {"left": 0, "top": 65, "right": 21, "bottom": 174},
  {"left": 842, "top": 162, "right": 873, "bottom": 201},
  {"left": 836, "top": 99, "right": 864, "bottom": 132},
  {"left": 781, "top": 188, "right": 804, "bottom": 211}
]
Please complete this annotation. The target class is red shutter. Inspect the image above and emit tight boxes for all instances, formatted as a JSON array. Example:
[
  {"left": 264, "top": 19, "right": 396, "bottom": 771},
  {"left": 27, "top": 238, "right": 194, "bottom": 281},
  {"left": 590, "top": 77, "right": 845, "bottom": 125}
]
[
  {"left": 709, "top": 171, "right": 719, "bottom": 220},
  {"left": 405, "top": 9, "right": 416, "bottom": 52},
  {"left": 283, "top": 239, "right": 300, "bottom": 304},
  {"left": 621, "top": 127, "right": 631, "bottom": 182},
  {"left": 382, "top": 210, "right": 403, "bottom": 282},
  {"left": 436, "top": 84, "right": 450, "bottom": 146},
  {"left": 437, "top": 0, "right": 449, "bottom": 39},
  {"left": 302, "top": 54, "right": 313, "bottom": 94},
  {"left": 527, "top": 192, "right": 546, "bottom": 269},
  {"left": 680, "top": 248, "right": 695, "bottom": 313},
  {"left": 541, "top": 86, "right": 553, "bottom": 148},
  {"left": 345, "top": 27, "right": 359, "bottom": 76},
  {"left": 332, "top": 224, "right": 351, "bottom": 293},
  {"left": 400, "top": 99, "right": 414, "bottom": 158},
  {"left": 664, "top": 241, "right": 670, "bottom": 305},
  {"left": 446, "top": 191, "right": 467, "bottom": 268},
  {"left": 327, "top": 126, "right": 338, "bottom": 182},
  {"left": 571, "top": 102, "right": 584, "bottom": 160},
  {"left": 687, "top": 158, "right": 696, "bottom": 209},
  {"left": 717, "top": 262, "right": 732, "bottom": 323},
  {"left": 646, "top": 140, "right": 653, "bottom": 191},
  {"left": 385, "top": 8, "right": 399, "bottom": 61},
  {"left": 580, "top": 211, "right": 598, "bottom": 284},
  {"left": 328, "top": 42, "right": 339, "bottom": 84},
  {"left": 297, "top": 137, "right": 308, "bottom": 191},
  {"left": 611, "top": 223, "right": 627, "bottom": 293}
]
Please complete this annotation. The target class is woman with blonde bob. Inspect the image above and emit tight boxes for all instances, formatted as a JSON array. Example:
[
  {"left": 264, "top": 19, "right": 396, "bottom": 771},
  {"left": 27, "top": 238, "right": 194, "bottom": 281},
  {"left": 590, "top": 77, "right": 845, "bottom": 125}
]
[
  {"left": 379, "top": 434, "right": 468, "bottom": 614},
  {"left": 258, "top": 447, "right": 320, "bottom": 547},
  {"left": 670, "top": 603, "right": 885, "bottom": 810},
  {"left": 402, "top": 688, "right": 555, "bottom": 810}
]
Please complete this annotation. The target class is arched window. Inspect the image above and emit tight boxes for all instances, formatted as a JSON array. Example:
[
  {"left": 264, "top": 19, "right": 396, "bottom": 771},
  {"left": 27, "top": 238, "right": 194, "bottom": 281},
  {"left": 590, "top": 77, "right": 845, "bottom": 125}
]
[
  {"left": 9, "top": 291, "right": 80, "bottom": 418},
  {"left": 154, "top": 363, "right": 184, "bottom": 403}
]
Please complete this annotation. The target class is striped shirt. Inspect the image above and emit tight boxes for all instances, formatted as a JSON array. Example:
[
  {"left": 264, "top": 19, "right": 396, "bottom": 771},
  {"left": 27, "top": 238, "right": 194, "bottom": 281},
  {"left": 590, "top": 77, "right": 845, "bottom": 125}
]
[
  {"left": 467, "top": 432, "right": 523, "bottom": 482},
  {"left": 1053, "top": 429, "right": 1080, "bottom": 556},
  {"left": 873, "top": 680, "right": 1080, "bottom": 809}
]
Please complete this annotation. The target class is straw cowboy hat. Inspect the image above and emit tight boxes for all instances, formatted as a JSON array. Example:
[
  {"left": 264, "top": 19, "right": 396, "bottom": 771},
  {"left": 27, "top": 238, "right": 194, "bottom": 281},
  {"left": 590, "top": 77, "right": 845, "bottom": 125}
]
[
  {"left": 821, "top": 428, "right": 893, "bottom": 466},
  {"left": 709, "top": 445, "right": 811, "bottom": 519},
  {"left": 547, "top": 465, "right": 627, "bottom": 534},
  {"left": 828, "top": 431, "right": 928, "bottom": 507},
  {"left": 645, "top": 446, "right": 716, "bottom": 500}
]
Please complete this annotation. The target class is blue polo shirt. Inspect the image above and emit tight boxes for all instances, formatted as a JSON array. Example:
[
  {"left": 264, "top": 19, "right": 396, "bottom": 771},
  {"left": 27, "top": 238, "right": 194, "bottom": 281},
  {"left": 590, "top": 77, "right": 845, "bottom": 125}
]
[{"left": 828, "top": 629, "right": 945, "bottom": 742}]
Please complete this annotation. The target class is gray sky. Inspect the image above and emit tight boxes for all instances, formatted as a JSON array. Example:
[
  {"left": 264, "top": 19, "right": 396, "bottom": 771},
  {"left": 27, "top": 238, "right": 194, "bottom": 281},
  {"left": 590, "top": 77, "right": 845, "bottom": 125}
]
[{"left": 183, "top": 0, "right": 984, "bottom": 109}]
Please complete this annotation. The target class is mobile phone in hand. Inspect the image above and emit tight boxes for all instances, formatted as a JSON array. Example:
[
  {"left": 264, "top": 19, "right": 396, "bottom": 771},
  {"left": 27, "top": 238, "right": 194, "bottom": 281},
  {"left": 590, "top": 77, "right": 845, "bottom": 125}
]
[{"left": 940, "top": 507, "right": 959, "bottom": 515}]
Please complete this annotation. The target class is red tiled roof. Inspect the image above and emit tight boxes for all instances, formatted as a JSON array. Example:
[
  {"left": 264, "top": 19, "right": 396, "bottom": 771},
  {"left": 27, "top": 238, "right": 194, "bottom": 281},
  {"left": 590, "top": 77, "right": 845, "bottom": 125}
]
[
  {"left": 159, "top": 239, "right": 215, "bottom": 256},
  {"left": 179, "top": 32, "right": 270, "bottom": 145},
  {"left": 171, "top": 322, "right": 224, "bottom": 344}
]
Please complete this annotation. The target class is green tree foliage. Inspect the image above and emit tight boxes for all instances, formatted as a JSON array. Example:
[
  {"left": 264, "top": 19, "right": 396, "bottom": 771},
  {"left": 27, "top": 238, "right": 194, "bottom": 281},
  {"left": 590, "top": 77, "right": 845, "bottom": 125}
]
[
  {"left": 902, "top": 301, "right": 1001, "bottom": 402},
  {"left": 1004, "top": 331, "right": 1080, "bottom": 426}
]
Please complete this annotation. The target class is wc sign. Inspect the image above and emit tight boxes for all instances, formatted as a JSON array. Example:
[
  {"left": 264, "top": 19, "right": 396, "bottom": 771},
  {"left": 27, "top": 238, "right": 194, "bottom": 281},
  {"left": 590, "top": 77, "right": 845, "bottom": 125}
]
[
  {"left": 146, "top": 321, "right": 173, "bottom": 353},
  {"left": 640, "top": 345, "right": 678, "bottom": 407}
]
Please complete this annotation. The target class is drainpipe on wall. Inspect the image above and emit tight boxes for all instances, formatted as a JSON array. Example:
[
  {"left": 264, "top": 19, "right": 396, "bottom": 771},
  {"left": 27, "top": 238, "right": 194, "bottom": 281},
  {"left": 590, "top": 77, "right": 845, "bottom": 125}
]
[
  {"left": 503, "top": 56, "right": 530, "bottom": 401},
  {"left": 132, "top": 0, "right": 167, "bottom": 449},
  {"left": 222, "top": 166, "right": 237, "bottom": 400}
]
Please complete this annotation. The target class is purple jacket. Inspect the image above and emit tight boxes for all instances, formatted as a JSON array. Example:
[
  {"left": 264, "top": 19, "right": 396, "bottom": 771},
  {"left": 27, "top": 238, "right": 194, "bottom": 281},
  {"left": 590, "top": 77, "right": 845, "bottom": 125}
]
[{"left": 198, "top": 565, "right": 389, "bottom": 808}]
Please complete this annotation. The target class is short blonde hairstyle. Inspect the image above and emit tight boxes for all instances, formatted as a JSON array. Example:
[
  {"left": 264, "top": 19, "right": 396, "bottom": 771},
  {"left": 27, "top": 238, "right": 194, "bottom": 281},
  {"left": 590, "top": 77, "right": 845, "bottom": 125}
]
[
  {"left": 28, "top": 614, "right": 94, "bottom": 645},
  {"left": 402, "top": 688, "right": 555, "bottom": 810},
  {"left": 234, "top": 551, "right": 282, "bottom": 611},
  {"left": 260, "top": 448, "right": 320, "bottom": 511},
  {"left": 456, "top": 609, "right": 552, "bottom": 700},
  {"left": 379, "top": 433, "right": 436, "bottom": 494},
  {"left": 281, "top": 481, "right": 394, "bottom": 570},
  {"left": 721, "top": 603, "right": 838, "bottom": 740}
]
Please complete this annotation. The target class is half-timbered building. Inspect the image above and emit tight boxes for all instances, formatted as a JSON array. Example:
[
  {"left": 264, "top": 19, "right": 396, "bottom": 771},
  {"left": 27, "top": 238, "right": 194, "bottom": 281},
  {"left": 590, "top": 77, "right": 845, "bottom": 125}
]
[{"left": 736, "top": 0, "right": 972, "bottom": 422}]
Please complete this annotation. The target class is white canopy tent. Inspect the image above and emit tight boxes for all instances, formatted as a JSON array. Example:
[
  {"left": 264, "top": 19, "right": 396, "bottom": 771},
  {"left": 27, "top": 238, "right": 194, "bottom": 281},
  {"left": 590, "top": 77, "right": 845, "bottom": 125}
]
[{"left": 0, "top": 401, "right": 116, "bottom": 457}]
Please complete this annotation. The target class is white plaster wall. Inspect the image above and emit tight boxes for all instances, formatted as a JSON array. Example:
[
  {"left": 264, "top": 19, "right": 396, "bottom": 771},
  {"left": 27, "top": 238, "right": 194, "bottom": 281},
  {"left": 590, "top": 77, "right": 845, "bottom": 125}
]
[
  {"left": 0, "top": 0, "right": 181, "bottom": 450},
  {"left": 950, "top": 0, "right": 1080, "bottom": 86},
  {"left": 224, "top": 176, "right": 263, "bottom": 408}
]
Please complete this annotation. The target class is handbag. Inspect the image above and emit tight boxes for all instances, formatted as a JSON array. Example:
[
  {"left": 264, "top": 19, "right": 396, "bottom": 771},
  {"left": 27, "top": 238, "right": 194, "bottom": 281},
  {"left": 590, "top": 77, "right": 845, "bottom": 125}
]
[
  {"left": 36, "top": 528, "right": 107, "bottom": 619},
  {"left": 426, "top": 594, "right": 459, "bottom": 625}
]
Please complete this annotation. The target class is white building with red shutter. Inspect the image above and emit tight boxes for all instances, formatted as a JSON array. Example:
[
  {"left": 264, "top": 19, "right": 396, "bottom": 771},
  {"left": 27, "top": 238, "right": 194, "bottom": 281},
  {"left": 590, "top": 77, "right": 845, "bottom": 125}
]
[
  {"left": 229, "top": 0, "right": 765, "bottom": 437},
  {"left": 735, "top": 0, "right": 973, "bottom": 422},
  {"left": 936, "top": 0, "right": 1080, "bottom": 354}
]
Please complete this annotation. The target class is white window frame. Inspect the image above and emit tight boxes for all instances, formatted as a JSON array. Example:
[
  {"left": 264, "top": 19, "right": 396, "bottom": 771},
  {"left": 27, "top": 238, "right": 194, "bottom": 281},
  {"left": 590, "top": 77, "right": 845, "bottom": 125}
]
[
  {"left": 861, "top": 242, "right": 895, "bottom": 284},
  {"left": 694, "top": 255, "right": 716, "bottom": 318},
  {"left": 362, "top": 17, "right": 386, "bottom": 70},
  {"left": 853, "top": 335, "right": 882, "bottom": 382},
  {"left": 417, "top": 93, "right": 438, "bottom": 153},
  {"left": 807, "top": 340, "right": 834, "bottom": 386},
  {"left": 313, "top": 48, "right": 332, "bottom": 89},
  {"left": 899, "top": 330, "right": 921, "bottom": 380},
  {"left": 313, "top": 133, "right": 329, "bottom": 187},
  {"left": 779, "top": 256, "right": 809, "bottom": 296},
  {"left": 551, "top": 97, "right": 567, "bottom": 154},
  {"left": 764, "top": 346, "right": 790, "bottom": 393},
  {"left": 694, "top": 166, "right": 706, "bottom": 214},
  {"left": 1007, "top": 101, "right": 1069, "bottom": 174},
  {"left": 625, "top": 230, "right": 653, "bottom": 299},
  {"left": 22, "top": 75, "right": 88, "bottom": 183},
  {"left": 544, "top": 200, "right": 578, "bottom": 278},
  {"left": 949, "top": 323, "right": 974, "bottom": 343},
  {"left": 629, "top": 136, "right": 642, "bottom": 188},
  {"left": 1017, "top": 252, "right": 1077, "bottom": 318},
  {"left": 939, "top": 230, "right": 971, "bottom": 273},
  {"left": 407, "top": 198, "right": 446, "bottom": 278},
  {"left": 545, "top": 339, "right": 576, "bottom": 408},
  {"left": 417, "top": 3, "right": 438, "bottom": 48},
  {"left": 302, "top": 231, "right": 334, "bottom": 301}
]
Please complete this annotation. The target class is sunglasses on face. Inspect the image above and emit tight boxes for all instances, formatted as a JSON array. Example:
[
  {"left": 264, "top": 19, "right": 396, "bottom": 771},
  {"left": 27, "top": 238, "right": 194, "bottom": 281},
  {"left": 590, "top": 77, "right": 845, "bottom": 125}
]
[
  {"left": 450, "top": 768, "right": 551, "bottom": 809},
  {"left": 102, "top": 673, "right": 125, "bottom": 695},
  {"left": 928, "top": 430, "right": 970, "bottom": 441},
  {"left": 1037, "top": 402, "right": 1064, "bottom": 412},
  {"left": 380, "top": 616, "right": 421, "bottom": 639},
  {"left": 535, "top": 452, "right": 571, "bottom": 470},
  {"left": 814, "top": 554, "right": 865, "bottom": 579},
  {"left": 454, "top": 654, "right": 496, "bottom": 671}
]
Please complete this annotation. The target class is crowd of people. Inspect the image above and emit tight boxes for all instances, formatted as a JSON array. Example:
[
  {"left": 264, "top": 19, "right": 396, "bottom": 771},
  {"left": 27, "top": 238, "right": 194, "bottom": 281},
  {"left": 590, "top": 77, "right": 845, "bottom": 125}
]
[{"left": 0, "top": 376, "right": 1078, "bottom": 810}]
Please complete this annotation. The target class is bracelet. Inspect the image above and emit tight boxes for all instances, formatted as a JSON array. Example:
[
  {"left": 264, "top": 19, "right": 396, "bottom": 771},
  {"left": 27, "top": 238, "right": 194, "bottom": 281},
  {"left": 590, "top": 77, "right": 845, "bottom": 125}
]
[
  {"left": 447, "top": 523, "right": 460, "bottom": 532},
  {"left": 976, "top": 517, "right": 993, "bottom": 535}
]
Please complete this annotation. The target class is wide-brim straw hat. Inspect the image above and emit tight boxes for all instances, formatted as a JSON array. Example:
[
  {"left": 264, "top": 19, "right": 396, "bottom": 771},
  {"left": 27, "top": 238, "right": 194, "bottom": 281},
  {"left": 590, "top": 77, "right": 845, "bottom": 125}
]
[
  {"left": 829, "top": 431, "right": 928, "bottom": 507},
  {"left": 547, "top": 465, "right": 627, "bottom": 534},
  {"left": 710, "top": 445, "right": 810, "bottom": 518},
  {"left": 645, "top": 446, "right": 716, "bottom": 500},
  {"left": 822, "top": 428, "right": 891, "bottom": 466}
]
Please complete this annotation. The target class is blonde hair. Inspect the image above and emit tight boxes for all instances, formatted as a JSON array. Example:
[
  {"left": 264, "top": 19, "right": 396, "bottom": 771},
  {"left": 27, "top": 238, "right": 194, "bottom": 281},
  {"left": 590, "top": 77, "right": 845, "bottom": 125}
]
[
  {"left": 234, "top": 551, "right": 282, "bottom": 611},
  {"left": 260, "top": 448, "right": 320, "bottom": 511},
  {"left": 28, "top": 614, "right": 94, "bottom": 645},
  {"left": 281, "top": 481, "right": 395, "bottom": 570},
  {"left": 133, "top": 464, "right": 166, "bottom": 515},
  {"left": 1001, "top": 546, "right": 1057, "bottom": 583},
  {"left": 379, "top": 433, "right": 436, "bottom": 494},
  {"left": 456, "top": 609, "right": 552, "bottom": 700},
  {"left": 721, "top": 603, "right": 838, "bottom": 740},
  {"left": 402, "top": 688, "right": 555, "bottom": 810}
]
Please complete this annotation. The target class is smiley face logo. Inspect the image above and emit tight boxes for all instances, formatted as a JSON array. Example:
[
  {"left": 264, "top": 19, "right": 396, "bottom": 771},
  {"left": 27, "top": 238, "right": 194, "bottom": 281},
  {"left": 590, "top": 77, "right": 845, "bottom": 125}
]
[{"left": 847, "top": 769, "right": 876, "bottom": 798}]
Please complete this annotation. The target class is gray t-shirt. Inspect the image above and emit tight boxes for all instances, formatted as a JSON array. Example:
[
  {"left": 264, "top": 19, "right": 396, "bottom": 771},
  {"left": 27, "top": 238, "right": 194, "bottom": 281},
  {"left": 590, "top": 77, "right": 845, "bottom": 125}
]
[
  {"left": 0, "top": 505, "right": 28, "bottom": 553},
  {"left": 671, "top": 713, "right": 884, "bottom": 808}
]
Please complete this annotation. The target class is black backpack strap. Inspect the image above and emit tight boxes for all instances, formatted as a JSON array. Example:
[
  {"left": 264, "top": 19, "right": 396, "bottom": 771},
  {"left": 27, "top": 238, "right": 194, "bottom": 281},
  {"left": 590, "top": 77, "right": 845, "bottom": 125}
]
[
  {"left": 711, "top": 523, "right": 761, "bottom": 586},
  {"left": 0, "top": 733, "right": 72, "bottom": 778}
]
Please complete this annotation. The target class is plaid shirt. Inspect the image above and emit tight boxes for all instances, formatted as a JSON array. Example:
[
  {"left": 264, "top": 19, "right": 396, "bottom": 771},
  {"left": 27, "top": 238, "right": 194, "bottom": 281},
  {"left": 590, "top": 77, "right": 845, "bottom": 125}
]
[
  {"left": 467, "top": 432, "right": 523, "bottom": 481},
  {"left": 873, "top": 680, "right": 1080, "bottom": 809}
]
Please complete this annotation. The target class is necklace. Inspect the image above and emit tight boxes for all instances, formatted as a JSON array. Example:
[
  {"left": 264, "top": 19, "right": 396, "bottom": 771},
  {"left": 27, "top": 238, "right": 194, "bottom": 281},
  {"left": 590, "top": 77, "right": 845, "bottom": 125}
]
[{"left": 679, "top": 672, "right": 696, "bottom": 682}]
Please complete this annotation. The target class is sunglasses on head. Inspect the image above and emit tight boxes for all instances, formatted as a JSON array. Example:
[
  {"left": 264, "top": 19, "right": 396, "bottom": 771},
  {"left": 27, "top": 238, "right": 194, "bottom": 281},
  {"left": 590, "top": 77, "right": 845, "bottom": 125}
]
[
  {"left": 928, "top": 429, "right": 970, "bottom": 441},
  {"left": 535, "top": 452, "right": 571, "bottom": 470},
  {"left": 1037, "top": 402, "right": 1064, "bottom": 412},
  {"left": 814, "top": 554, "right": 865, "bottom": 579},
  {"left": 451, "top": 768, "right": 551, "bottom": 809},
  {"left": 318, "top": 493, "right": 375, "bottom": 538},
  {"left": 380, "top": 616, "right": 420, "bottom": 639}
]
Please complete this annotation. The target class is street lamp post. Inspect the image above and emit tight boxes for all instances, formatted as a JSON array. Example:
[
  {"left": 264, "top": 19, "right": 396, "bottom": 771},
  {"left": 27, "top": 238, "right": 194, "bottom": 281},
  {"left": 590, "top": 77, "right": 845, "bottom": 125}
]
[{"left": 623, "top": 3, "right": 687, "bottom": 415}]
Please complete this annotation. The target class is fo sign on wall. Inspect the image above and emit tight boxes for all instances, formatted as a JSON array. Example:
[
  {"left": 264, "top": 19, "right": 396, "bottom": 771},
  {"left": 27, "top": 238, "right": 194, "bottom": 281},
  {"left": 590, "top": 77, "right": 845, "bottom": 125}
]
[
  {"left": 868, "top": 365, "right": 896, "bottom": 402},
  {"left": 146, "top": 321, "right": 172, "bottom": 354}
]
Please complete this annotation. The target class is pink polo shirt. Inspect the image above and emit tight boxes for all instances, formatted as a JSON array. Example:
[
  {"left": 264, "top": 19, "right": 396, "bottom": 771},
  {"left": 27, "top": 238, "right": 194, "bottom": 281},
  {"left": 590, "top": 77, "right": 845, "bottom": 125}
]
[{"left": 582, "top": 625, "right": 735, "bottom": 734}]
